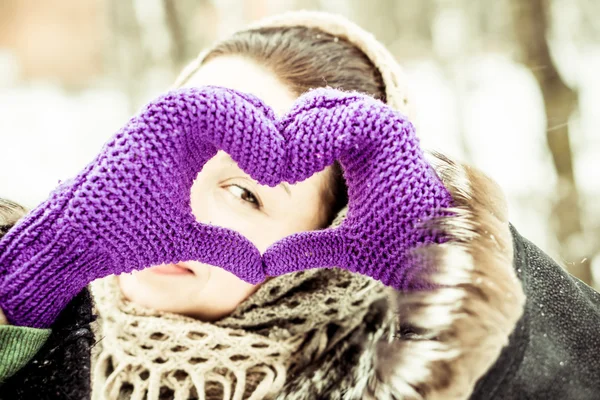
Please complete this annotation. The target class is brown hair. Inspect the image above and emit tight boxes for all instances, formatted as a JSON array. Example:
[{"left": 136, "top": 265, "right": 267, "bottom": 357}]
[
  {"left": 0, "top": 199, "right": 27, "bottom": 239},
  {"left": 199, "top": 26, "right": 387, "bottom": 226}
]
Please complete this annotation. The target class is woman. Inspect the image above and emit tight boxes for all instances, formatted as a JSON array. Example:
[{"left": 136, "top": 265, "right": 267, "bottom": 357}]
[{"left": 1, "top": 10, "right": 599, "bottom": 400}]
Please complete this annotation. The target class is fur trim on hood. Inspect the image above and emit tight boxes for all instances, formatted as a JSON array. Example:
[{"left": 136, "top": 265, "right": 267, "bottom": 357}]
[{"left": 365, "top": 153, "right": 525, "bottom": 399}]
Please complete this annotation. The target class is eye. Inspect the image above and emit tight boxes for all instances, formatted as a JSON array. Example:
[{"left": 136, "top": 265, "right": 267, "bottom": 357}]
[{"left": 225, "top": 184, "right": 261, "bottom": 209}]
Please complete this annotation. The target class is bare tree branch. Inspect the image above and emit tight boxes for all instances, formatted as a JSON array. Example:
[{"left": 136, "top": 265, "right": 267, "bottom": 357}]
[
  {"left": 510, "top": 0, "right": 592, "bottom": 284},
  {"left": 163, "top": 0, "right": 187, "bottom": 68},
  {"left": 106, "top": 0, "right": 148, "bottom": 110}
]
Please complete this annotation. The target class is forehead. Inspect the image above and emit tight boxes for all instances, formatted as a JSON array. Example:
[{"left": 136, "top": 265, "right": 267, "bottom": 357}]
[{"left": 181, "top": 55, "right": 297, "bottom": 116}]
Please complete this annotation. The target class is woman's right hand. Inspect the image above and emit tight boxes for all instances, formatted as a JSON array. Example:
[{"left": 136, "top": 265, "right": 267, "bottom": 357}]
[{"left": 0, "top": 87, "right": 283, "bottom": 328}]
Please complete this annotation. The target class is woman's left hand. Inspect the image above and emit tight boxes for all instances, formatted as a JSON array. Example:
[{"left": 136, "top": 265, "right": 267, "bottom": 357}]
[{"left": 264, "top": 88, "right": 453, "bottom": 289}]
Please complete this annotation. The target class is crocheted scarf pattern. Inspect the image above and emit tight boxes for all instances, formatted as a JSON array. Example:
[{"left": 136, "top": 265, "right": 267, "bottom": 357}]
[{"left": 90, "top": 266, "right": 386, "bottom": 400}]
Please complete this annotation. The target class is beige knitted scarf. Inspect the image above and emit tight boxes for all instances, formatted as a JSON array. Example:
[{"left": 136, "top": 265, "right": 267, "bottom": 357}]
[{"left": 90, "top": 266, "right": 386, "bottom": 400}]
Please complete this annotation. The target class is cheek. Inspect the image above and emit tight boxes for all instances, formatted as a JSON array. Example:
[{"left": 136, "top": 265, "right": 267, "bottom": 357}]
[
  {"left": 204, "top": 267, "right": 260, "bottom": 306},
  {"left": 284, "top": 187, "right": 329, "bottom": 232},
  {"left": 189, "top": 174, "right": 213, "bottom": 222}
]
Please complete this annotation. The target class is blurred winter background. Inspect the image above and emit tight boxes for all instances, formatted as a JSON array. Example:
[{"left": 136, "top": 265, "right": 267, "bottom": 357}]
[{"left": 0, "top": 0, "right": 598, "bottom": 288}]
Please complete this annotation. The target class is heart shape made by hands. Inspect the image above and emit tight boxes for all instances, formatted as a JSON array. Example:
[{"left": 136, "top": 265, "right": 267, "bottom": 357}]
[
  {"left": 145, "top": 86, "right": 452, "bottom": 290},
  {"left": 0, "top": 86, "right": 453, "bottom": 328}
]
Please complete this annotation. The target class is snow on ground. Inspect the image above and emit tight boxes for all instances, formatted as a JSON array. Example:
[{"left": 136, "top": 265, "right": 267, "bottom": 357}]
[{"left": 0, "top": 83, "right": 130, "bottom": 208}]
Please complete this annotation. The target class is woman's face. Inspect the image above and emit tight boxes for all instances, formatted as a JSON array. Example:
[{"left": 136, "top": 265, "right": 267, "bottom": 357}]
[{"left": 119, "top": 56, "right": 332, "bottom": 320}]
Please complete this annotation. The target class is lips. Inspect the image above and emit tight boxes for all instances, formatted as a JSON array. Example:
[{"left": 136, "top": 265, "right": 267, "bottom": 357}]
[{"left": 148, "top": 263, "right": 194, "bottom": 275}]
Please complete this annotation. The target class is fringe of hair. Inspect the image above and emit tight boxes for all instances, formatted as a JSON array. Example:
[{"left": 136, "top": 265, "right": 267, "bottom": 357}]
[{"left": 0, "top": 199, "right": 27, "bottom": 238}]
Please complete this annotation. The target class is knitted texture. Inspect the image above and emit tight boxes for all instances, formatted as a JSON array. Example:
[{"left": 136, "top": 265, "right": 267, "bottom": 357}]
[
  {"left": 264, "top": 88, "right": 453, "bottom": 289},
  {"left": 90, "top": 268, "right": 386, "bottom": 400},
  {"left": 0, "top": 87, "right": 284, "bottom": 328},
  {"left": 0, "top": 325, "right": 51, "bottom": 383}
]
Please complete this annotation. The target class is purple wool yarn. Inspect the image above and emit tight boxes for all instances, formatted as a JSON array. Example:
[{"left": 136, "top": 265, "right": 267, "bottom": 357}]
[{"left": 263, "top": 88, "right": 454, "bottom": 289}]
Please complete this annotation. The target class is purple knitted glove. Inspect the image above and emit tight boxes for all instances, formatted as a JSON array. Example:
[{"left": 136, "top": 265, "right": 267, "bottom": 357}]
[
  {"left": 264, "top": 88, "right": 453, "bottom": 289},
  {"left": 0, "top": 87, "right": 283, "bottom": 328}
]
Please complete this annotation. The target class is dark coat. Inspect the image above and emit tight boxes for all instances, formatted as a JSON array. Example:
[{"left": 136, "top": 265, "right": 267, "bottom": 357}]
[{"left": 472, "top": 227, "right": 600, "bottom": 399}]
